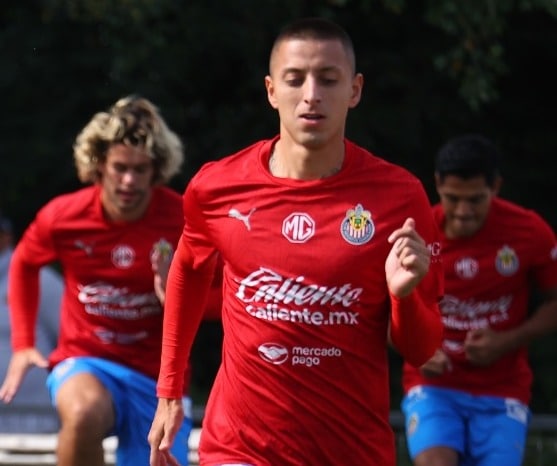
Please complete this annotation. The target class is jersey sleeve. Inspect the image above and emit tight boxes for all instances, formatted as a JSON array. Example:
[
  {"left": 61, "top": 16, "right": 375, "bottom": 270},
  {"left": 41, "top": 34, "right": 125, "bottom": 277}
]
[
  {"left": 528, "top": 212, "right": 557, "bottom": 290},
  {"left": 157, "top": 177, "right": 219, "bottom": 398},
  {"left": 389, "top": 180, "right": 444, "bottom": 366},
  {"left": 9, "top": 204, "right": 59, "bottom": 349},
  {"left": 181, "top": 171, "right": 219, "bottom": 268}
]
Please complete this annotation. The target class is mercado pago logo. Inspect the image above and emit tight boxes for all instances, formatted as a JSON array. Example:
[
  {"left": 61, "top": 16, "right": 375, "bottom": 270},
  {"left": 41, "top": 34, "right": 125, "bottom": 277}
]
[{"left": 258, "top": 342, "right": 343, "bottom": 367}]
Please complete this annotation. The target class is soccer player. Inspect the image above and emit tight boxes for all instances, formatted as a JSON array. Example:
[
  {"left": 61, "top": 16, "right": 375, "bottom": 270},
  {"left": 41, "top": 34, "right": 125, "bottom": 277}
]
[
  {"left": 0, "top": 96, "right": 192, "bottom": 466},
  {"left": 401, "top": 134, "right": 557, "bottom": 466},
  {"left": 148, "top": 17, "right": 443, "bottom": 466}
]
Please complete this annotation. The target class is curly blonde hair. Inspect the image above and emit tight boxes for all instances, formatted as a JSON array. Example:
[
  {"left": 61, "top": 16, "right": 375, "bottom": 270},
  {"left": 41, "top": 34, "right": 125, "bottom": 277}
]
[{"left": 73, "top": 95, "right": 184, "bottom": 184}]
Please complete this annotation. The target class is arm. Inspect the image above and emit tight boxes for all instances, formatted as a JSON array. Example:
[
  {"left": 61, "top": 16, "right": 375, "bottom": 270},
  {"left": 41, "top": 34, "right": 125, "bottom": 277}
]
[
  {"left": 151, "top": 239, "right": 174, "bottom": 305},
  {"left": 464, "top": 288, "right": 557, "bottom": 366},
  {"left": 149, "top": 237, "right": 216, "bottom": 465},
  {"left": 387, "top": 218, "right": 443, "bottom": 367},
  {"left": 465, "top": 214, "right": 557, "bottom": 366},
  {"left": 0, "top": 246, "right": 49, "bottom": 403}
]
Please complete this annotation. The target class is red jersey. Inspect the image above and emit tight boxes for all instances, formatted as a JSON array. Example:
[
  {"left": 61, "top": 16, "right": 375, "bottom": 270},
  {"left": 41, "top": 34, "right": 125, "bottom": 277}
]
[
  {"left": 159, "top": 138, "right": 443, "bottom": 466},
  {"left": 9, "top": 185, "right": 185, "bottom": 384},
  {"left": 403, "top": 197, "right": 557, "bottom": 403}
]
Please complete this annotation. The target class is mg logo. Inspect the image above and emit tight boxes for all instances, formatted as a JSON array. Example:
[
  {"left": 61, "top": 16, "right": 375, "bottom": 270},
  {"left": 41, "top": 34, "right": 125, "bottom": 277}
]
[
  {"left": 454, "top": 256, "right": 479, "bottom": 279},
  {"left": 282, "top": 212, "right": 315, "bottom": 243}
]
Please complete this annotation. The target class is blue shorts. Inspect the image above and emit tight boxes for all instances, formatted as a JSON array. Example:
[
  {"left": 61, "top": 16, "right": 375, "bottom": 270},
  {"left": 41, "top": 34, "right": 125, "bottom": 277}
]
[
  {"left": 401, "top": 386, "right": 530, "bottom": 466},
  {"left": 46, "top": 357, "right": 192, "bottom": 466}
]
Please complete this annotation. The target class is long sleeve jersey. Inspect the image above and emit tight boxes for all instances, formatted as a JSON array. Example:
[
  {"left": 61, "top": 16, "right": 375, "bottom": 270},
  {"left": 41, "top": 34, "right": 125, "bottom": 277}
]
[
  {"left": 9, "top": 185, "right": 187, "bottom": 386},
  {"left": 158, "top": 137, "right": 443, "bottom": 465},
  {"left": 403, "top": 198, "right": 557, "bottom": 404}
]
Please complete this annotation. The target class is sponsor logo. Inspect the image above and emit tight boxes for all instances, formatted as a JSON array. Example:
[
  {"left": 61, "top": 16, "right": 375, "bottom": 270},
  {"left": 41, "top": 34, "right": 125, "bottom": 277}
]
[
  {"left": 94, "top": 328, "right": 148, "bottom": 345},
  {"left": 282, "top": 212, "right": 315, "bottom": 243},
  {"left": 505, "top": 399, "right": 528, "bottom": 425},
  {"left": 440, "top": 294, "right": 513, "bottom": 329},
  {"left": 258, "top": 343, "right": 342, "bottom": 368},
  {"left": 258, "top": 343, "right": 289, "bottom": 364},
  {"left": 228, "top": 207, "right": 256, "bottom": 231},
  {"left": 111, "top": 245, "right": 135, "bottom": 268},
  {"left": 340, "top": 203, "right": 374, "bottom": 245},
  {"left": 235, "top": 267, "right": 362, "bottom": 326},
  {"left": 150, "top": 238, "right": 173, "bottom": 262},
  {"left": 442, "top": 339, "right": 464, "bottom": 354},
  {"left": 78, "top": 282, "right": 161, "bottom": 320},
  {"left": 454, "top": 257, "right": 479, "bottom": 279},
  {"left": 495, "top": 245, "right": 519, "bottom": 276},
  {"left": 427, "top": 242, "right": 442, "bottom": 264},
  {"left": 291, "top": 346, "right": 342, "bottom": 367},
  {"left": 74, "top": 240, "right": 94, "bottom": 256}
]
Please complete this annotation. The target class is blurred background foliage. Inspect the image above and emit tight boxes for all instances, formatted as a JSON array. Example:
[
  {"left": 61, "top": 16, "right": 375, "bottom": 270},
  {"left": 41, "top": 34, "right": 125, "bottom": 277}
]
[{"left": 1, "top": 0, "right": 556, "bottom": 412}]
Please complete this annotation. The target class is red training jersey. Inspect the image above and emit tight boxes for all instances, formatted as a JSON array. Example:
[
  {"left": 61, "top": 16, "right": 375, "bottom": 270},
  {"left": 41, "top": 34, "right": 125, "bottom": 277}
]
[
  {"left": 9, "top": 185, "right": 187, "bottom": 385},
  {"left": 403, "top": 198, "right": 557, "bottom": 403},
  {"left": 159, "top": 138, "right": 443, "bottom": 466}
]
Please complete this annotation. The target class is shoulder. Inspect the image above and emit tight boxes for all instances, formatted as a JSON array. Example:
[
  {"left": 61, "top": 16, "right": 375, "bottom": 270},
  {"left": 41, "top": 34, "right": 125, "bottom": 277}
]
[
  {"left": 492, "top": 198, "right": 553, "bottom": 229},
  {"left": 488, "top": 199, "right": 556, "bottom": 252},
  {"left": 188, "top": 139, "right": 272, "bottom": 197},
  {"left": 345, "top": 139, "right": 423, "bottom": 189},
  {"left": 196, "top": 140, "right": 270, "bottom": 179},
  {"left": 34, "top": 186, "right": 98, "bottom": 226},
  {"left": 42, "top": 186, "right": 96, "bottom": 211}
]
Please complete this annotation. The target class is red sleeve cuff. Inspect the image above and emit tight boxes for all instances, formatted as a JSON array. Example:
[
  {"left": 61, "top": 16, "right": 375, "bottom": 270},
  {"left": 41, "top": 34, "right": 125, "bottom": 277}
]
[{"left": 389, "top": 291, "right": 443, "bottom": 367}]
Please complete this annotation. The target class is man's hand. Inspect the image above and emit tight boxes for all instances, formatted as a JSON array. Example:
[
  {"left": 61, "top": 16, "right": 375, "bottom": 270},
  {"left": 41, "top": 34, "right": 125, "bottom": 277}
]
[
  {"left": 386, "top": 218, "right": 431, "bottom": 298},
  {"left": 420, "top": 349, "right": 452, "bottom": 378},
  {"left": 464, "top": 327, "right": 510, "bottom": 366},
  {"left": 148, "top": 398, "right": 185, "bottom": 466},
  {"left": 151, "top": 240, "right": 174, "bottom": 305},
  {"left": 0, "top": 348, "right": 48, "bottom": 403}
]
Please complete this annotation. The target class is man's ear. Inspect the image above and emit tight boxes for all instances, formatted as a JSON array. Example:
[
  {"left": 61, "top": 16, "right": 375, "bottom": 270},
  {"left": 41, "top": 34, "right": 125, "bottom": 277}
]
[
  {"left": 348, "top": 73, "right": 364, "bottom": 108},
  {"left": 265, "top": 76, "right": 278, "bottom": 110}
]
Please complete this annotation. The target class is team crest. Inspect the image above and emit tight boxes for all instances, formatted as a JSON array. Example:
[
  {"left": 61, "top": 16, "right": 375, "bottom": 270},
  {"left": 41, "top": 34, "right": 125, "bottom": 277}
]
[
  {"left": 340, "top": 203, "right": 374, "bottom": 245},
  {"left": 495, "top": 245, "right": 519, "bottom": 276}
]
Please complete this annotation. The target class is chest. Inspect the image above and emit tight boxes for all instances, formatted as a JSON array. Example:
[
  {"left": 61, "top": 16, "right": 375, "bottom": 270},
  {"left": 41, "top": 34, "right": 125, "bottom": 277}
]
[
  {"left": 205, "top": 188, "right": 413, "bottom": 294},
  {"left": 442, "top": 237, "right": 528, "bottom": 296},
  {"left": 53, "top": 224, "right": 177, "bottom": 286}
]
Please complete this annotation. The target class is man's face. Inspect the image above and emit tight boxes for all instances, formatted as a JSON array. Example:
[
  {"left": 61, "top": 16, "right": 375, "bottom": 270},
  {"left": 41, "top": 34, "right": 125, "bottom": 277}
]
[
  {"left": 436, "top": 174, "right": 500, "bottom": 239},
  {"left": 98, "top": 143, "right": 154, "bottom": 222},
  {"left": 264, "top": 38, "right": 363, "bottom": 150}
]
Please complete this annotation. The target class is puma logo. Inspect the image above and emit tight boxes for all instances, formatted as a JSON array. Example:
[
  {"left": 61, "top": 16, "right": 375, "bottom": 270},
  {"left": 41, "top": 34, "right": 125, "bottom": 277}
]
[
  {"left": 228, "top": 208, "right": 256, "bottom": 231},
  {"left": 74, "top": 240, "right": 94, "bottom": 256}
]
